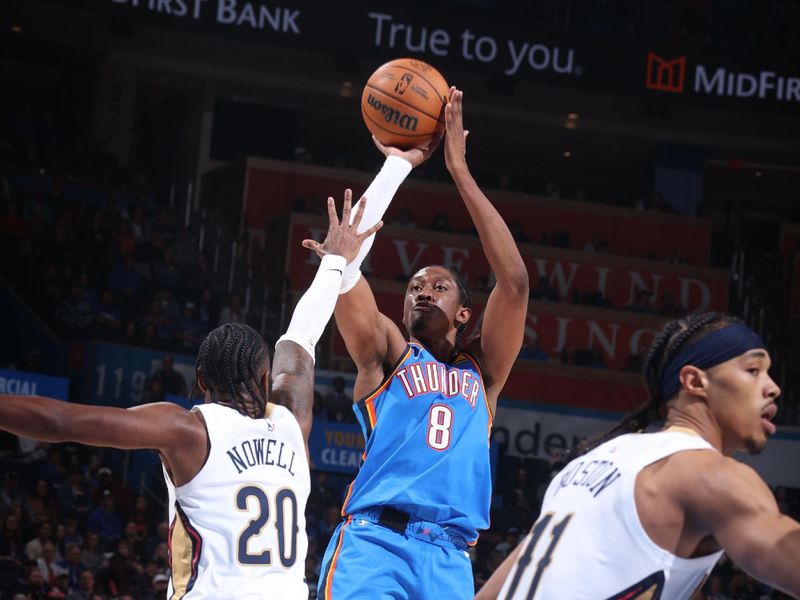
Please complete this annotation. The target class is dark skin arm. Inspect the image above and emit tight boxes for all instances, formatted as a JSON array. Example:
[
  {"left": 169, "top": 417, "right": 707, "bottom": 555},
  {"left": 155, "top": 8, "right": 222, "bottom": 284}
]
[
  {"left": 0, "top": 397, "right": 207, "bottom": 486},
  {"left": 682, "top": 454, "right": 800, "bottom": 596},
  {"left": 445, "top": 88, "right": 529, "bottom": 413},
  {"left": 281, "top": 191, "right": 385, "bottom": 429},
  {"left": 0, "top": 196, "right": 381, "bottom": 486},
  {"left": 303, "top": 140, "right": 440, "bottom": 402}
]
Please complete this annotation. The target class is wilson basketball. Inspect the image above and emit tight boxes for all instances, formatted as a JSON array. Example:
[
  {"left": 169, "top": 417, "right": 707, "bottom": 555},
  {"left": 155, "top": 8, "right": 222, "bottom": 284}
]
[{"left": 361, "top": 58, "right": 449, "bottom": 149}]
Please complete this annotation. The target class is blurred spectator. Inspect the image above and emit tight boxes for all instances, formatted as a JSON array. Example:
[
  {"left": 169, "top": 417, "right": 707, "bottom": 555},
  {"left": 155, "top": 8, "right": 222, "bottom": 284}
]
[
  {"left": 65, "top": 569, "right": 96, "bottom": 600},
  {"left": 508, "top": 221, "right": 531, "bottom": 243},
  {"left": 148, "top": 572, "right": 169, "bottom": 599},
  {"left": 544, "top": 180, "right": 560, "bottom": 199},
  {"left": 141, "top": 377, "right": 165, "bottom": 405},
  {"left": 57, "top": 472, "right": 91, "bottom": 522},
  {"left": 625, "top": 289, "right": 655, "bottom": 313},
  {"left": 58, "top": 544, "right": 85, "bottom": 593},
  {"left": 106, "top": 255, "right": 142, "bottom": 298},
  {"left": 22, "top": 564, "right": 50, "bottom": 599},
  {"left": 389, "top": 207, "right": 416, "bottom": 229},
  {"left": 79, "top": 533, "right": 104, "bottom": 575},
  {"left": 36, "top": 542, "right": 67, "bottom": 586},
  {"left": 197, "top": 287, "right": 217, "bottom": 331},
  {"left": 86, "top": 491, "right": 122, "bottom": 552},
  {"left": 25, "top": 479, "right": 58, "bottom": 527},
  {"left": 152, "top": 355, "right": 187, "bottom": 397},
  {"left": 494, "top": 527, "right": 521, "bottom": 557},
  {"left": 583, "top": 232, "right": 608, "bottom": 253},
  {"left": 176, "top": 302, "right": 207, "bottom": 349},
  {"left": 0, "top": 471, "right": 24, "bottom": 517},
  {"left": 92, "top": 291, "right": 122, "bottom": 338},
  {"left": 25, "top": 521, "right": 54, "bottom": 562},
  {"left": 56, "top": 286, "right": 94, "bottom": 334},
  {"left": 140, "top": 300, "right": 173, "bottom": 342},
  {"left": 324, "top": 377, "right": 354, "bottom": 423},
  {"left": 152, "top": 249, "right": 184, "bottom": 293},
  {"left": 0, "top": 512, "right": 24, "bottom": 562},
  {"left": 428, "top": 212, "right": 453, "bottom": 232},
  {"left": 219, "top": 293, "right": 244, "bottom": 324},
  {"left": 144, "top": 522, "right": 168, "bottom": 564},
  {"left": 519, "top": 336, "right": 548, "bottom": 361},
  {"left": 169, "top": 228, "right": 197, "bottom": 267},
  {"left": 530, "top": 276, "right": 559, "bottom": 302},
  {"left": 120, "top": 321, "right": 140, "bottom": 345}
]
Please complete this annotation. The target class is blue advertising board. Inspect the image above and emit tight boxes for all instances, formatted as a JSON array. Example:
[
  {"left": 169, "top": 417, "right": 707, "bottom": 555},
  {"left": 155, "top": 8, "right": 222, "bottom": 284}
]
[
  {"left": 308, "top": 420, "right": 364, "bottom": 474},
  {"left": 0, "top": 368, "right": 69, "bottom": 400},
  {"left": 83, "top": 341, "right": 195, "bottom": 408}
]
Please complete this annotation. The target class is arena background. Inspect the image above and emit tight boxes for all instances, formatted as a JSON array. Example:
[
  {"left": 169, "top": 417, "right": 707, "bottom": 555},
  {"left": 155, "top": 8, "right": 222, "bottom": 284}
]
[{"left": 1, "top": 1, "right": 800, "bottom": 598}]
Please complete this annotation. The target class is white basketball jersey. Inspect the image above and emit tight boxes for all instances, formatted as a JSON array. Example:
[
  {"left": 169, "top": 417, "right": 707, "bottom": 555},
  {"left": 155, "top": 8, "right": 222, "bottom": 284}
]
[
  {"left": 163, "top": 402, "right": 310, "bottom": 600},
  {"left": 499, "top": 431, "right": 724, "bottom": 600}
]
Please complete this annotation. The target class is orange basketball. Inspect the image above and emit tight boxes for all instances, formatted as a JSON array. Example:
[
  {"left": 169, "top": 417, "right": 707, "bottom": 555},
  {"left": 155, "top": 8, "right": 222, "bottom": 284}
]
[{"left": 361, "top": 58, "right": 449, "bottom": 150}]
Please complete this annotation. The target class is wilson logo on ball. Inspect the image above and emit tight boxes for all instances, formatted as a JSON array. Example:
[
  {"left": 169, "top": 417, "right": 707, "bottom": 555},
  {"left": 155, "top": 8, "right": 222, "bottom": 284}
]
[
  {"left": 365, "top": 94, "right": 419, "bottom": 131},
  {"left": 394, "top": 73, "right": 414, "bottom": 95}
]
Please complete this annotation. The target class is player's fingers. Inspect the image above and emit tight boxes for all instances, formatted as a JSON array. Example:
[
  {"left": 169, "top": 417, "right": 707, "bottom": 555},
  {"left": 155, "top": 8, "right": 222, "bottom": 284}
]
[
  {"left": 326, "top": 196, "right": 339, "bottom": 227},
  {"left": 341, "top": 189, "right": 353, "bottom": 225},
  {"left": 372, "top": 135, "right": 388, "bottom": 154},
  {"left": 301, "top": 239, "right": 320, "bottom": 250},
  {"left": 359, "top": 220, "right": 383, "bottom": 240},
  {"left": 351, "top": 196, "right": 368, "bottom": 229}
]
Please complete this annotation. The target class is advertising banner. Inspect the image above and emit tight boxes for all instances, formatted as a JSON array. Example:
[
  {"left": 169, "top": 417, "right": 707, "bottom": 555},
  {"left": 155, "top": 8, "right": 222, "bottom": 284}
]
[
  {"left": 493, "top": 400, "right": 800, "bottom": 488},
  {"left": 253, "top": 161, "right": 712, "bottom": 265},
  {"left": 288, "top": 215, "right": 727, "bottom": 313},
  {"left": 317, "top": 280, "right": 666, "bottom": 372},
  {"left": 83, "top": 342, "right": 196, "bottom": 407},
  {"left": 0, "top": 368, "right": 69, "bottom": 400},
  {"left": 50, "top": 2, "right": 800, "bottom": 112}
]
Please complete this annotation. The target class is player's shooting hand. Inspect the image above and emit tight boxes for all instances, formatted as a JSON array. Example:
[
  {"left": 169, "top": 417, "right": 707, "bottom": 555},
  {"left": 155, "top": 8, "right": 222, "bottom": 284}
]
[
  {"left": 301, "top": 189, "right": 383, "bottom": 264},
  {"left": 444, "top": 87, "right": 469, "bottom": 174},
  {"left": 372, "top": 131, "right": 443, "bottom": 169}
]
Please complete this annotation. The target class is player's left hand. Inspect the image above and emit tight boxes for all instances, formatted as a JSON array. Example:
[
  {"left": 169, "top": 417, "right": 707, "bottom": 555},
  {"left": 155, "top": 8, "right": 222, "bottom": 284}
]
[
  {"left": 300, "top": 189, "right": 382, "bottom": 264},
  {"left": 444, "top": 86, "right": 469, "bottom": 173}
]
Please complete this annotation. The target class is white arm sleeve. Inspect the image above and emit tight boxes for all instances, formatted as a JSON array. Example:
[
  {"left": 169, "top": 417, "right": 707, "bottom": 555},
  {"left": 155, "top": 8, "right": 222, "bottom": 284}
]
[
  {"left": 340, "top": 155, "right": 412, "bottom": 294},
  {"left": 276, "top": 254, "right": 346, "bottom": 362}
]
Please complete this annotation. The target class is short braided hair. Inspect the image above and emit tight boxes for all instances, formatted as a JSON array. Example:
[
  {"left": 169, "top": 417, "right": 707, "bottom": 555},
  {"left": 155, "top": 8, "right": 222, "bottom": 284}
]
[{"left": 193, "top": 323, "right": 270, "bottom": 418}]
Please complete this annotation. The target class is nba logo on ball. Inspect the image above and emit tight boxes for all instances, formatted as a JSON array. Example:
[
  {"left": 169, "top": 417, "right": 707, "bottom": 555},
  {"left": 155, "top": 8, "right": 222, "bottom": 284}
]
[{"left": 361, "top": 58, "right": 449, "bottom": 149}]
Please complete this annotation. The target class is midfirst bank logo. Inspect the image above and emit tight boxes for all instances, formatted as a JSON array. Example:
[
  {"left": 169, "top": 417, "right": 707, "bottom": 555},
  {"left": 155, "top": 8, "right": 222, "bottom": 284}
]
[{"left": 645, "top": 51, "right": 800, "bottom": 102}]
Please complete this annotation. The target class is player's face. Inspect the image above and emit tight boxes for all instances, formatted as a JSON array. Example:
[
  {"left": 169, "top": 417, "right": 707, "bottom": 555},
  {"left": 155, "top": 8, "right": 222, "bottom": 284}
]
[
  {"left": 402, "top": 266, "right": 466, "bottom": 338},
  {"left": 705, "top": 350, "right": 780, "bottom": 454}
]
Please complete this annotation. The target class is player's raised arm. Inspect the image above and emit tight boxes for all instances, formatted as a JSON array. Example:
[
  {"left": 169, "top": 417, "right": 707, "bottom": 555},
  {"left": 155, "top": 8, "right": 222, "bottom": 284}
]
[
  {"left": 276, "top": 192, "right": 383, "bottom": 439},
  {"left": 303, "top": 139, "right": 440, "bottom": 397},
  {"left": 688, "top": 457, "right": 800, "bottom": 596},
  {"left": 444, "top": 88, "right": 529, "bottom": 410}
]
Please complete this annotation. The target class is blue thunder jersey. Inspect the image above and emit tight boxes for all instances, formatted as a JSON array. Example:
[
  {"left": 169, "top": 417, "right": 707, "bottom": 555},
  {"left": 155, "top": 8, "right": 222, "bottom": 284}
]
[{"left": 342, "top": 342, "right": 493, "bottom": 543}]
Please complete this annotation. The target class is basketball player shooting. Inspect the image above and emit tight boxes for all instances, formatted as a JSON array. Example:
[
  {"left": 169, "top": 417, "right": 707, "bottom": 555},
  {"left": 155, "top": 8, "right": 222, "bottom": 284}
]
[
  {"left": 0, "top": 193, "right": 382, "bottom": 600},
  {"left": 305, "top": 88, "right": 529, "bottom": 599},
  {"left": 477, "top": 313, "right": 800, "bottom": 600}
]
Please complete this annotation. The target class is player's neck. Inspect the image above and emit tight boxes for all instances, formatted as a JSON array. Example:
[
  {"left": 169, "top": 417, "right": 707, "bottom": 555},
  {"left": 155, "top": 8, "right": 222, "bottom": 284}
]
[
  {"left": 410, "top": 334, "right": 458, "bottom": 363},
  {"left": 663, "top": 406, "right": 722, "bottom": 452}
]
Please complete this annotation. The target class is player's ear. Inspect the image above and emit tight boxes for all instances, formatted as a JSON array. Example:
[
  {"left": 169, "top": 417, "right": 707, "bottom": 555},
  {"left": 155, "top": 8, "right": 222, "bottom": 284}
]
[
  {"left": 196, "top": 368, "right": 207, "bottom": 392},
  {"left": 456, "top": 306, "right": 471, "bottom": 329}
]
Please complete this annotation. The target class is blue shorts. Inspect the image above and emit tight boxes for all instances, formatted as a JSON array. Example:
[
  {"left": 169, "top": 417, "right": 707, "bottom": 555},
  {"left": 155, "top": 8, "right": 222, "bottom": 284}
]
[{"left": 317, "top": 509, "right": 474, "bottom": 600}]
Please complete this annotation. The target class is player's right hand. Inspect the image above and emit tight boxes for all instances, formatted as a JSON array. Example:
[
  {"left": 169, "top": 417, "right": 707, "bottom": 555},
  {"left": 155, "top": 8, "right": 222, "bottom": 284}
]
[
  {"left": 301, "top": 189, "right": 382, "bottom": 264},
  {"left": 372, "top": 132, "right": 443, "bottom": 169}
]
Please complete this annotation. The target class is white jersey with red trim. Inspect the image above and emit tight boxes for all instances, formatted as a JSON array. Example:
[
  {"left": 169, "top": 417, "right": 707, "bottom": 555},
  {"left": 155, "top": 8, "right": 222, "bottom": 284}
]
[
  {"left": 163, "top": 402, "right": 310, "bottom": 599},
  {"left": 498, "top": 431, "right": 724, "bottom": 600}
]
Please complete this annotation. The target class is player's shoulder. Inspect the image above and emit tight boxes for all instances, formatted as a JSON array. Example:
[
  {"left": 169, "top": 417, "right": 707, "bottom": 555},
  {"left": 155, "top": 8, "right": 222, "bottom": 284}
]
[{"left": 665, "top": 449, "right": 769, "bottom": 512}]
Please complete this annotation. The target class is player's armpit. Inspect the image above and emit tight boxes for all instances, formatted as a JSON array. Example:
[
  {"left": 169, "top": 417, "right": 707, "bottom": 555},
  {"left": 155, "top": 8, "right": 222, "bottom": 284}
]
[
  {"left": 271, "top": 339, "right": 315, "bottom": 440},
  {"left": 687, "top": 457, "right": 800, "bottom": 597}
]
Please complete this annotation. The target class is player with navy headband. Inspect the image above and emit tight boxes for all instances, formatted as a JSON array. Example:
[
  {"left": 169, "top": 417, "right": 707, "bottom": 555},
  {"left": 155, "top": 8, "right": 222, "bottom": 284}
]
[{"left": 479, "top": 312, "right": 800, "bottom": 599}]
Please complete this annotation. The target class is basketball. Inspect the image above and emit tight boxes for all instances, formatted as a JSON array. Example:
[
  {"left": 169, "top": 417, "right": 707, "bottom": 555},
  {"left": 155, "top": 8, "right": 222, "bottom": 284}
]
[{"left": 361, "top": 58, "right": 449, "bottom": 149}]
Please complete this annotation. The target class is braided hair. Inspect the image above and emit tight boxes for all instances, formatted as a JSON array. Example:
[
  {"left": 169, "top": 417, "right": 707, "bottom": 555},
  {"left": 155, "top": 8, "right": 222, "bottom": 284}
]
[
  {"left": 449, "top": 269, "right": 472, "bottom": 353},
  {"left": 568, "top": 311, "right": 740, "bottom": 459},
  {"left": 193, "top": 323, "right": 270, "bottom": 418}
]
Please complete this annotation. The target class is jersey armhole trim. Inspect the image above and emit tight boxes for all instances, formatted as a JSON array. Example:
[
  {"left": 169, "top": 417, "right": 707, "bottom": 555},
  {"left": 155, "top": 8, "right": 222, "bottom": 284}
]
[
  {"left": 356, "top": 344, "right": 413, "bottom": 406},
  {"left": 457, "top": 351, "right": 493, "bottom": 421}
]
